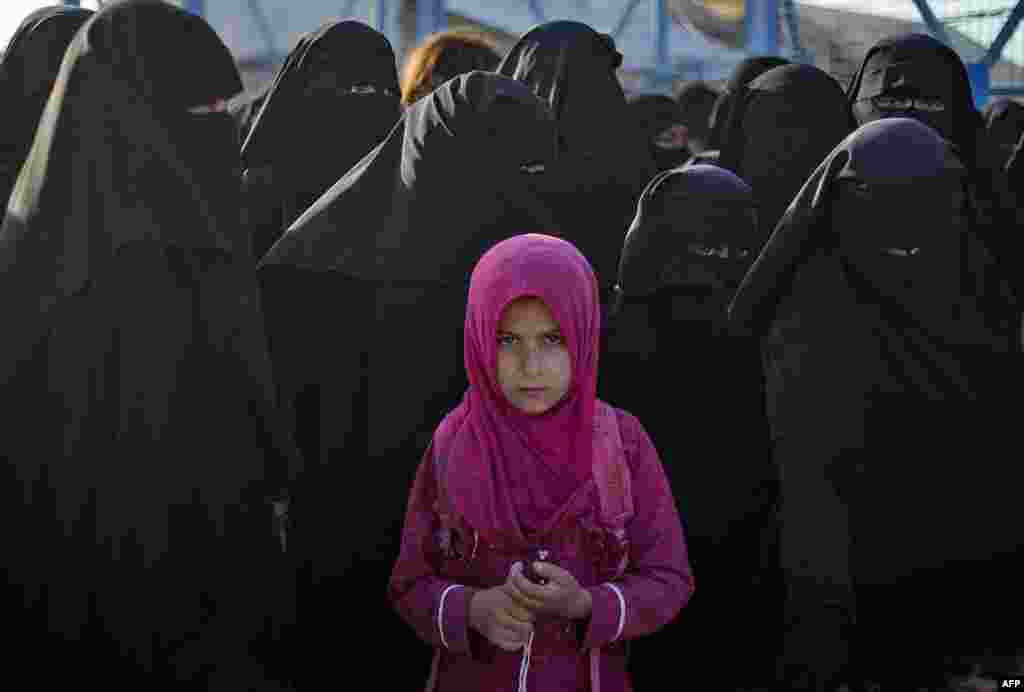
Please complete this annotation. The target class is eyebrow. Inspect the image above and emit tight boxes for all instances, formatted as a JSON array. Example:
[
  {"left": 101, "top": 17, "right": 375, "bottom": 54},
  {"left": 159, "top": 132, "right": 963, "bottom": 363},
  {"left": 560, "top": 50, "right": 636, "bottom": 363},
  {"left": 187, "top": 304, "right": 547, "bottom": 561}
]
[{"left": 496, "top": 328, "right": 563, "bottom": 337}]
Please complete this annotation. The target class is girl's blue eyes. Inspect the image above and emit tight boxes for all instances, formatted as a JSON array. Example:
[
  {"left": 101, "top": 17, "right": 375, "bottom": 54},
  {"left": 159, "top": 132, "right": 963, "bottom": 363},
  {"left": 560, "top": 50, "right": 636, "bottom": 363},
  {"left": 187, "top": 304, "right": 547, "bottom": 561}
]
[{"left": 498, "top": 334, "right": 564, "bottom": 346}]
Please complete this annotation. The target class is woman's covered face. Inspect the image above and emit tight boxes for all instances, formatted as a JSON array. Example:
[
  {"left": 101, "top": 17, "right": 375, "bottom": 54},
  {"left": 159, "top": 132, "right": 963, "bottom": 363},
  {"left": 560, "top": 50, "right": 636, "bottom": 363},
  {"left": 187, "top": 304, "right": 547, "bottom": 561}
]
[{"left": 496, "top": 297, "right": 572, "bottom": 415}]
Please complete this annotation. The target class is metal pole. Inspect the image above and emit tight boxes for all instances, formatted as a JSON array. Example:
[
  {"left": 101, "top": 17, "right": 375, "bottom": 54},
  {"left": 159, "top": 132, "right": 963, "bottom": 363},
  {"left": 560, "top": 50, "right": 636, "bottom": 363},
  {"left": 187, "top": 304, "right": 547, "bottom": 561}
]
[
  {"left": 63, "top": 0, "right": 81, "bottom": 6},
  {"left": 984, "top": 0, "right": 1024, "bottom": 66},
  {"left": 610, "top": 0, "right": 642, "bottom": 40},
  {"left": 746, "top": 0, "right": 780, "bottom": 56},
  {"left": 651, "top": 0, "right": 675, "bottom": 85},
  {"left": 527, "top": 0, "right": 546, "bottom": 25},
  {"left": 183, "top": 0, "right": 206, "bottom": 17},
  {"left": 966, "top": 62, "right": 991, "bottom": 109},
  {"left": 909, "top": 0, "right": 952, "bottom": 46}
]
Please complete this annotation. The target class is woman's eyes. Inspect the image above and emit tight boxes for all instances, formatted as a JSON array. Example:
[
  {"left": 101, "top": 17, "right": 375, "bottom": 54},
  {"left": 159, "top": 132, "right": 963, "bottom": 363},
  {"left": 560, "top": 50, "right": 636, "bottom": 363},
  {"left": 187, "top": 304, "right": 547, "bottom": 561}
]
[
  {"left": 880, "top": 247, "right": 922, "bottom": 257},
  {"left": 687, "top": 243, "right": 750, "bottom": 259},
  {"left": 496, "top": 334, "right": 564, "bottom": 346}
]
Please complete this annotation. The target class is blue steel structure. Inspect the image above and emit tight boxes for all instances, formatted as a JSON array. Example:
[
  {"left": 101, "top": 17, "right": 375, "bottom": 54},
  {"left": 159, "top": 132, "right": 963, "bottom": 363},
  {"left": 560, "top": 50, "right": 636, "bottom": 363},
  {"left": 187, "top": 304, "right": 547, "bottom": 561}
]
[
  {"left": 416, "top": 0, "right": 783, "bottom": 84},
  {"left": 137, "top": 0, "right": 1024, "bottom": 101},
  {"left": 910, "top": 0, "right": 1024, "bottom": 104}
]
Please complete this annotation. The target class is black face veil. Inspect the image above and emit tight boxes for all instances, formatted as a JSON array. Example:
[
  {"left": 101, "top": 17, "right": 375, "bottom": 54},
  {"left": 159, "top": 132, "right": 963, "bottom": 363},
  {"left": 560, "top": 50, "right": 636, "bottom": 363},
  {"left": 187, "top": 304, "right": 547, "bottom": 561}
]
[
  {"left": 730, "top": 117, "right": 1021, "bottom": 576},
  {"left": 707, "top": 55, "right": 789, "bottom": 151},
  {"left": 617, "top": 163, "right": 758, "bottom": 304},
  {"left": 496, "top": 21, "right": 657, "bottom": 293},
  {"left": 719, "top": 64, "right": 855, "bottom": 242},
  {"left": 261, "top": 70, "right": 559, "bottom": 281},
  {"left": 0, "top": 6, "right": 94, "bottom": 208},
  {"left": 847, "top": 34, "right": 980, "bottom": 159},
  {"left": 240, "top": 20, "right": 402, "bottom": 259}
]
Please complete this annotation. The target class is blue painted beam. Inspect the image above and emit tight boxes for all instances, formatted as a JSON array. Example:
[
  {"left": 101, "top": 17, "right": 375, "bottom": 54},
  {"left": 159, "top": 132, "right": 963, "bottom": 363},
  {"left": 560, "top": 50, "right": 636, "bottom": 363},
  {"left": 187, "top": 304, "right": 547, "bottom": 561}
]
[
  {"left": 909, "top": 0, "right": 952, "bottom": 46},
  {"left": 966, "top": 61, "right": 991, "bottom": 108},
  {"left": 245, "top": 0, "right": 280, "bottom": 59},
  {"left": 417, "top": 0, "right": 445, "bottom": 42},
  {"left": 183, "top": 0, "right": 206, "bottom": 17},
  {"left": 653, "top": 0, "right": 672, "bottom": 81},
  {"left": 527, "top": 0, "right": 546, "bottom": 25},
  {"left": 984, "top": 0, "right": 1024, "bottom": 66},
  {"left": 376, "top": 0, "right": 388, "bottom": 33},
  {"left": 610, "top": 0, "right": 643, "bottom": 40},
  {"left": 746, "top": 0, "right": 779, "bottom": 55}
]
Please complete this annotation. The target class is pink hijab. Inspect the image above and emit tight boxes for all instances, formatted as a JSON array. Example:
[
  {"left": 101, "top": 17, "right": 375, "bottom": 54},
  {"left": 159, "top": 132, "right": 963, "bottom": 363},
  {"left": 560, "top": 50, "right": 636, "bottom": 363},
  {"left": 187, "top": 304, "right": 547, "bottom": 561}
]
[{"left": 435, "top": 234, "right": 603, "bottom": 548}]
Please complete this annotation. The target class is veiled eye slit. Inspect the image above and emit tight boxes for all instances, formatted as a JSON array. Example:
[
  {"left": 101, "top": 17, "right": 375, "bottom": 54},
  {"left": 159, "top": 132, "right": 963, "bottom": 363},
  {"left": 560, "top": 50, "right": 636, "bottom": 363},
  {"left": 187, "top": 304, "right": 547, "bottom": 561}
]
[
  {"left": 188, "top": 98, "right": 227, "bottom": 114},
  {"left": 881, "top": 247, "right": 921, "bottom": 257},
  {"left": 687, "top": 243, "right": 748, "bottom": 259},
  {"left": 349, "top": 83, "right": 379, "bottom": 95},
  {"left": 520, "top": 162, "right": 546, "bottom": 174}
]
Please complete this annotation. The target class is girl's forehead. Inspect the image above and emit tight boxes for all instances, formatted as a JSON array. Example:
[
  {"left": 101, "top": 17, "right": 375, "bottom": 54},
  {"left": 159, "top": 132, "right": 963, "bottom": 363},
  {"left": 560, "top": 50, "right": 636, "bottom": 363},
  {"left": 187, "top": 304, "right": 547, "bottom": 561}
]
[{"left": 498, "top": 295, "right": 560, "bottom": 326}]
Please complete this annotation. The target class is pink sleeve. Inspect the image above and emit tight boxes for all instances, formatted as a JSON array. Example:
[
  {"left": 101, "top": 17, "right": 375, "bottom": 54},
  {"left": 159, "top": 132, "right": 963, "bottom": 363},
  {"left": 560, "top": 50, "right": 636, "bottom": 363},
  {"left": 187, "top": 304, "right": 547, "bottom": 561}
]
[
  {"left": 581, "top": 412, "right": 695, "bottom": 649},
  {"left": 388, "top": 445, "right": 481, "bottom": 656}
]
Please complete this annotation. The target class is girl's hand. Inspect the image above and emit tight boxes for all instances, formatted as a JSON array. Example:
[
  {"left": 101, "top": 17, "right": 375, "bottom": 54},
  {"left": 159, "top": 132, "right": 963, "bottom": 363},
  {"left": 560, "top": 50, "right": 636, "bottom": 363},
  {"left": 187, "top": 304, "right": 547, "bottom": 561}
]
[
  {"left": 506, "top": 561, "right": 593, "bottom": 620},
  {"left": 468, "top": 587, "right": 535, "bottom": 652}
]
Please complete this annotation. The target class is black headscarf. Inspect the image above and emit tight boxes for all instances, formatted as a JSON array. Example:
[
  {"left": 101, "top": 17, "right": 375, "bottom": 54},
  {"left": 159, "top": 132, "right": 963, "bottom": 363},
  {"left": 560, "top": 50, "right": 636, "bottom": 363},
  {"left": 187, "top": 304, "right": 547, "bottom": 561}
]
[
  {"left": 496, "top": 20, "right": 657, "bottom": 295},
  {"left": 628, "top": 94, "right": 691, "bottom": 172},
  {"left": 603, "top": 164, "right": 777, "bottom": 690},
  {"left": 261, "top": 70, "right": 557, "bottom": 280},
  {"left": 983, "top": 97, "right": 1024, "bottom": 170},
  {"left": 676, "top": 80, "right": 719, "bottom": 150},
  {"left": 707, "top": 55, "right": 789, "bottom": 151},
  {"left": 257, "top": 71, "right": 559, "bottom": 691},
  {"left": 0, "top": 1, "right": 295, "bottom": 683},
  {"left": 240, "top": 20, "right": 401, "bottom": 260},
  {"left": 0, "top": 6, "right": 93, "bottom": 208},
  {"left": 730, "top": 116, "right": 1023, "bottom": 686},
  {"left": 847, "top": 34, "right": 983, "bottom": 163},
  {"left": 719, "top": 64, "right": 855, "bottom": 241}
]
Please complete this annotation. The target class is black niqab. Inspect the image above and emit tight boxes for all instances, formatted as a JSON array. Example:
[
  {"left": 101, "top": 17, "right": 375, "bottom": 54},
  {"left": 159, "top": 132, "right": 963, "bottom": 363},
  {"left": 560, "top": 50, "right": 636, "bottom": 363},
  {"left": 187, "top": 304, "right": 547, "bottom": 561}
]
[
  {"left": 262, "top": 70, "right": 557, "bottom": 280},
  {"left": 497, "top": 21, "right": 657, "bottom": 295},
  {"left": 719, "top": 64, "right": 855, "bottom": 241},
  {"left": 628, "top": 93, "right": 691, "bottom": 171},
  {"left": 0, "top": 6, "right": 93, "bottom": 208},
  {"left": 0, "top": 1, "right": 295, "bottom": 684},
  {"left": 240, "top": 20, "right": 401, "bottom": 260},
  {"left": 707, "top": 55, "right": 789, "bottom": 151},
  {"left": 257, "top": 71, "right": 559, "bottom": 691},
  {"left": 730, "top": 117, "right": 1022, "bottom": 683},
  {"left": 603, "top": 164, "right": 777, "bottom": 690},
  {"left": 847, "top": 34, "right": 982, "bottom": 163}
]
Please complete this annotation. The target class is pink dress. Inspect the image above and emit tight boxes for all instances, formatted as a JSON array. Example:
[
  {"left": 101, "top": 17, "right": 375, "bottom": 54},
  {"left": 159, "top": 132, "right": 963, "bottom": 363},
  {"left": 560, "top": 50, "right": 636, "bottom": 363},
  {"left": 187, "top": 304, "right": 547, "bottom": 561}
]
[{"left": 389, "top": 408, "right": 694, "bottom": 692}]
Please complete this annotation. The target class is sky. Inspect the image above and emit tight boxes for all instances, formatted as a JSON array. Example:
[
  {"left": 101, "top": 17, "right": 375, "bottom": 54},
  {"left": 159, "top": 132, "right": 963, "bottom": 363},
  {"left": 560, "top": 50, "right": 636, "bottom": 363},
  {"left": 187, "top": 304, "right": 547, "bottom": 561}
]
[
  {"left": 1, "top": 1, "right": 101, "bottom": 49},
  {"left": 0, "top": 0, "right": 988, "bottom": 53}
]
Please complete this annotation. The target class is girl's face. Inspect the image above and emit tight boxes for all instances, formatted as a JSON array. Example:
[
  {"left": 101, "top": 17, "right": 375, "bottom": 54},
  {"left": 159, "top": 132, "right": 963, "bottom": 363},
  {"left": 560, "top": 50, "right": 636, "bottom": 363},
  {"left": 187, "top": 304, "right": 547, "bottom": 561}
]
[{"left": 496, "top": 297, "right": 572, "bottom": 416}]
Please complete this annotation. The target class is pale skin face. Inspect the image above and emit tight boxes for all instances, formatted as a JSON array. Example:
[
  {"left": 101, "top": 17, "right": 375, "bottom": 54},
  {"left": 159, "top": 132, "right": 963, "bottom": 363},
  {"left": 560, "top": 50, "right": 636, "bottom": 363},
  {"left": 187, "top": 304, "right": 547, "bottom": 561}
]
[{"left": 496, "top": 297, "right": 572, "bottom": 416}]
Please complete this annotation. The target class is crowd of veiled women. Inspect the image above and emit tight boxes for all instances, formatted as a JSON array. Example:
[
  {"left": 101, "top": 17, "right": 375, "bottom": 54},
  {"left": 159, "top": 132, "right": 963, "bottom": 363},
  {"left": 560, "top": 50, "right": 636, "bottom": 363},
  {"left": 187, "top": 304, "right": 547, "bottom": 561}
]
[{"left": 1, "top": 1, "right": 1023, "bottom": 691}]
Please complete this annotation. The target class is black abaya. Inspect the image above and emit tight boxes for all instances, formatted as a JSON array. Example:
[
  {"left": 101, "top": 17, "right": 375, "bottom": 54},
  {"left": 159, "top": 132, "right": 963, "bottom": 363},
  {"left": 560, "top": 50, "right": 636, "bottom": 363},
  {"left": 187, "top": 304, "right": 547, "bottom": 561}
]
[{"left": 0, "top": 2, "right": 297, "bottom": 687}]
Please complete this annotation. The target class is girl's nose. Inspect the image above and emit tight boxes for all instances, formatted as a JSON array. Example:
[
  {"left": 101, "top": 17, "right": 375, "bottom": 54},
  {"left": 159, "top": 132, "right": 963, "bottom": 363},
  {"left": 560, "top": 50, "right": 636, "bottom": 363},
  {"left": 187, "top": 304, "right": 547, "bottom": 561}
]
[{"left": 523, "top": 346, "right": 543, "bottom": 376}]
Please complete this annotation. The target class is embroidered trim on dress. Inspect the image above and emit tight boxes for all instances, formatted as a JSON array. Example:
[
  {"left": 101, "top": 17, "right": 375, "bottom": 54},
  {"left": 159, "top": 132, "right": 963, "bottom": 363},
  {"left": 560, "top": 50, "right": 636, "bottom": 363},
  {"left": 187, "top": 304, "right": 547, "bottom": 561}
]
[
  {"left": 603, "top": 583, "right": 626, "bottom": 642},
  {"left": 438, "top": 584, "right": 462, "bottom": 650}
]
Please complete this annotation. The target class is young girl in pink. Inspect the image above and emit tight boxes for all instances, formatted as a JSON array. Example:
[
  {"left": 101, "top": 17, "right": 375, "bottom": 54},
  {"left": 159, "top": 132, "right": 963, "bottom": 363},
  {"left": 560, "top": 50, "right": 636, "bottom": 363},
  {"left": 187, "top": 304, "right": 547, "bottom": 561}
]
[{"left": 389, "top": 234, "right": 693, "bottom": 691}]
